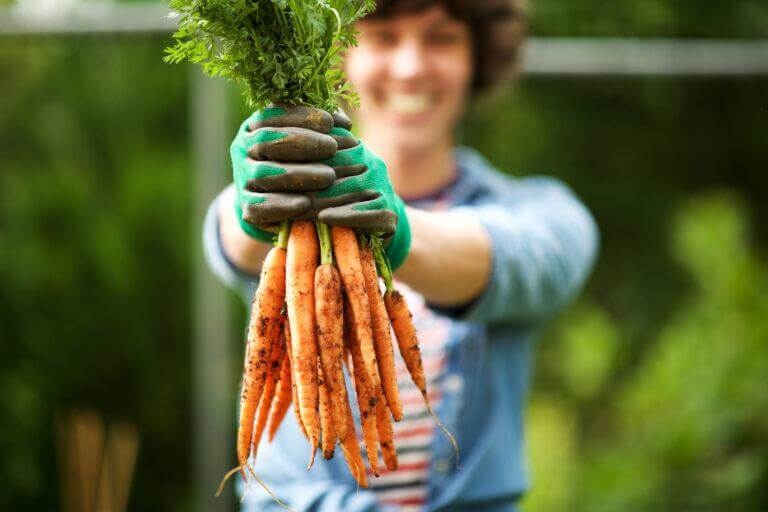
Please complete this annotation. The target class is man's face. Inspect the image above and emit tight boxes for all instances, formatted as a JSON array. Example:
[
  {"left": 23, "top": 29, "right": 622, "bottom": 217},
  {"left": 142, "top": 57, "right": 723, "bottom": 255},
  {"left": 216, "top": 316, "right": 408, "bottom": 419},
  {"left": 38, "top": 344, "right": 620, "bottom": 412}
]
[{"left": 345, "top": 5, "right": 473, "bottom": 154}]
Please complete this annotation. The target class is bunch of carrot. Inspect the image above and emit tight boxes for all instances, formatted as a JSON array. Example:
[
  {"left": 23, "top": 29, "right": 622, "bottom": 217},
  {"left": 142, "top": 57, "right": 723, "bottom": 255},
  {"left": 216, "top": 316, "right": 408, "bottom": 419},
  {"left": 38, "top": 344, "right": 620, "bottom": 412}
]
[
  {"left": 229, "top": 219, "right": 445, "bottom": 491},
  {"left": 165, "top": 0, "right": 445, "bottom": 500}
]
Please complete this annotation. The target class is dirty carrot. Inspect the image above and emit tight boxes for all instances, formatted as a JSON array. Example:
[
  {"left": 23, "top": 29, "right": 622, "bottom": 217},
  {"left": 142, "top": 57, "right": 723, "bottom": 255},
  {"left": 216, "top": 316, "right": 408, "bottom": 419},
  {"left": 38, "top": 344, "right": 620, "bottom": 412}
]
[
  {"left": 375, "top": 389, "right": 398, "bottom": 472},
  {"left": 252, "top": 325, "right": 286, "bottom": 456},
  {"left": 314, "top": 222, "right": 349, "bottom": 442},
  {"left": 331, "top": 226, "right": 381, "bottom": 399},
  {"left": 283, "top": 304, "right": 307, "bottom": 442},
  {"left": 317, "top": 361, "right": 336, "bottom": 460},
  {"left": 237, "top": 233, "right": 287, "bottom": 470},
  {"left": 374, "top": 238, "right": 460, "bottom": 463},
  {"left": 360, "top": 240, "right": 402, "bottom": 421},
  {"left": 267, "top": 355, "right": 293, "bottom": 442},
  {"left": 373, "top": 238, "right": 426, "bottom": 398},
  {"left": 383, "top": 290, "right": 426, "bottom": 405},
  {"left": 337, "top": 375, "right": 368, "bottom": 488},
  {"left": 286, "top": 220, "right": 321, "bottom": 464},
  {"left": 344, "top": 297, "right": 380, "bottom": 476}
]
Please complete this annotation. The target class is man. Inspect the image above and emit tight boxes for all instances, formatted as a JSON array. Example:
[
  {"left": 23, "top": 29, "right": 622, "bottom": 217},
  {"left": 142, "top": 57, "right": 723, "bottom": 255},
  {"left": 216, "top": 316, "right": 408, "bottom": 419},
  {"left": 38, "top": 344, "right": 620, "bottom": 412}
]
[{"left": 204, "top": 1, "right": 599, "bottom": 510}]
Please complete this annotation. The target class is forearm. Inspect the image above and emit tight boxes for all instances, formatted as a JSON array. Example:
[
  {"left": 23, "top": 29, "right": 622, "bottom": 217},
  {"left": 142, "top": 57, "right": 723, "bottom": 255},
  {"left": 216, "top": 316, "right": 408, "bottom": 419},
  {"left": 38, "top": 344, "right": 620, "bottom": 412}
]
[
  {"left": 217, "top": 185, "right": 272, "bottom": 275},
  {"left": 396, "top": 207, "right": 492, "bottom": 307}
]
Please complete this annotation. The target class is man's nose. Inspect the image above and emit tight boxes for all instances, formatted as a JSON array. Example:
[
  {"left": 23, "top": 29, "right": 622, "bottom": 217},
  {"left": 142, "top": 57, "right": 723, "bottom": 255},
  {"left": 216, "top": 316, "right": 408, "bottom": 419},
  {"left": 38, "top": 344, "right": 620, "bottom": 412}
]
[{"left": 390, "top": 40, "right": 429, "bottom": 80}]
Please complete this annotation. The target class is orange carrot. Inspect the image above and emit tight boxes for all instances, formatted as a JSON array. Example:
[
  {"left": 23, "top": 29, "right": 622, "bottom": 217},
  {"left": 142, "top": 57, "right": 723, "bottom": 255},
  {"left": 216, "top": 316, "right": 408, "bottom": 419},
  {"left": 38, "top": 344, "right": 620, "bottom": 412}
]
[
  {"left": 315, "top": 222, "right": 349, "bottom": 442},
  {"left": 338, "top": 375, "right": 368, "bottom": 488},
  {"left": 283, "top": 311, "right": 307, "bottom": 441},
  {"left": 370, "top": 235, "right": 459, "bottom": 461},
  {"left": 317, "top": 361, "right": 336, "bottom": 460},
  {"left": 360, "top": 243, "right": 403, "bottom": 421},
  {"left": 251, "top": 325, "right": 286, "bottom": 456},
  {"left": 237, "top": 244, "right": 286, "bottom": 470},
  {"left": 286, "top": 220, "right": 321, "bottom": 462},
  {"left": 267, "top": 355, "right": 292, "bottom": 442},
  {"left": 385, "top": 288, "right": 459, "bottom": 461},
  {"left": 375, "top": 389, "right": 398, "bottom": 471},
  {"left": 383, "top": 289, "right": 426, "bottom": 396},
  {"left": 344, "top": 298, "right": 380, "bottom": 477},
  {"left": 331, "top": 226, "right": 381, "bottom": 399}
]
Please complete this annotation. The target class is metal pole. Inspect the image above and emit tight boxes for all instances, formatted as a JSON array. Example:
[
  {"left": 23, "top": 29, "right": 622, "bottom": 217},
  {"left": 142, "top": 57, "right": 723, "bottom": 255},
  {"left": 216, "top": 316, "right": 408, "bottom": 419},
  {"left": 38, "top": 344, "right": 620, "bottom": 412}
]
[
  {"left": 2, "top": 6, "right": 768, "bottom": 76},
  {"left": 524, "top": 38, "right": 768, "bottom": 76},
  {"left": 0, "top": 4, "right": 174, "bottom": 34},
  {"left": 191, "top": 67, "right": 232, "bottom": 512}
]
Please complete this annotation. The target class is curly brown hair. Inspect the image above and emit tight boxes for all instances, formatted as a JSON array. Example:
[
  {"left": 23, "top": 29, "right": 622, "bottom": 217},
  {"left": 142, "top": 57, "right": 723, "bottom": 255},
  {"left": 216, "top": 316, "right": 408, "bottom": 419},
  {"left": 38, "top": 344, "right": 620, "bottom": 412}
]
[{"left": 368, "top": 0, "right": 528, "bottom": 98}]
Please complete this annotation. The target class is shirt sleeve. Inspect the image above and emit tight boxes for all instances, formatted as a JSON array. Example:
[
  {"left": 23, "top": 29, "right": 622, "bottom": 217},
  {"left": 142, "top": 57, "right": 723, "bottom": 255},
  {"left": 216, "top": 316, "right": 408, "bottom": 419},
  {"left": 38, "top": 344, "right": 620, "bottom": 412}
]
[
  {"left": 449, "top": 175, "right": 599, "bottom": 326},
  {"left": 202, "top": 184, "right": 259, "bottom": 303}
]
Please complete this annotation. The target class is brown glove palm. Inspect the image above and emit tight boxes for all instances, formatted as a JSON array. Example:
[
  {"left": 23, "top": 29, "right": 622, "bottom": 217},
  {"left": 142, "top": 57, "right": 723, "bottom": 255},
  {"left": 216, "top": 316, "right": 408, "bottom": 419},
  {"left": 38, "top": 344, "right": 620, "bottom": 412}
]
[{"left": 231, "top": 104, "right": 339, "bottom": 241}]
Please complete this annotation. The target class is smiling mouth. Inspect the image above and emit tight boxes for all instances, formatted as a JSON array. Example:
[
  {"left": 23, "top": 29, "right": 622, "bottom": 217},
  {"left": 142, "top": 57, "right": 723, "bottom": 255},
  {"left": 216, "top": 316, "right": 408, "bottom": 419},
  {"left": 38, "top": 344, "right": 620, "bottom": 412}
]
[{"left": 386, "top": 92, "right": 436, "bottom": 114}]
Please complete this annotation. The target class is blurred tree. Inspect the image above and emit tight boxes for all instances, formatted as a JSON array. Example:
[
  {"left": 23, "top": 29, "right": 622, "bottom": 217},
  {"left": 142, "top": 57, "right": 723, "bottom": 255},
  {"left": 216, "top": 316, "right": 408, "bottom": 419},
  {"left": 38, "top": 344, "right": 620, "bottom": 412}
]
[
  {"left": 0, "top": 37, "right": 195, "bottom": 511},
  {"left": 530, "top": 0, "right": 768, "bottom": 38}
]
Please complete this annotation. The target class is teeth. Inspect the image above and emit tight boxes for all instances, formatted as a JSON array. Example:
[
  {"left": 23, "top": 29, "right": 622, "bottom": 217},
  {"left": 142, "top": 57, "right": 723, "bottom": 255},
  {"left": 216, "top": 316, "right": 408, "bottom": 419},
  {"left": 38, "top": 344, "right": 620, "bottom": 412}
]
[{"left": 388, "top": 93, "right": 432, "bottom": 113}]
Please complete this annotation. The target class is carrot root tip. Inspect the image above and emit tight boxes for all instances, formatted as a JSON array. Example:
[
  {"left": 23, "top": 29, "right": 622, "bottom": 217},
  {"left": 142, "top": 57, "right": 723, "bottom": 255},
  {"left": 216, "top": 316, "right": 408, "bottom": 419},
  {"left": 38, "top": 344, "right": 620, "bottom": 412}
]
[
  {"left": 425, "top": 401, "right": 461, "bottom": 468},
  {"left": 214, "top": 464, "right": 244, "bottom": 498},
  {"left": 244, "top": 463, "right": 294, "bottom": 512}
]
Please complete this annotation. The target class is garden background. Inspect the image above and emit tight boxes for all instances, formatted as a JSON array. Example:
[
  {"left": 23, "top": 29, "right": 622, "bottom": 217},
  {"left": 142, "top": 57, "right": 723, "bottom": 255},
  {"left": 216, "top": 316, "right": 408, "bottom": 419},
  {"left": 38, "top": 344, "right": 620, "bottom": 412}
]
[{"left": 1, "top": 0, "right": 767, "bottom": 510}]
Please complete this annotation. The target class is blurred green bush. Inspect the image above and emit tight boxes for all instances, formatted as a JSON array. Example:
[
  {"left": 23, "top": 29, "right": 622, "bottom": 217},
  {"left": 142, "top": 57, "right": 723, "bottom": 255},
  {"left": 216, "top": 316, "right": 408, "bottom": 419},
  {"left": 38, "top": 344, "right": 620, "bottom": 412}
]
[
  {"left": 523, "top": 193, "right": 768, "bottom": 511},
  {"left": 0, "top": 37, "right": 195, "bottom": 510}
]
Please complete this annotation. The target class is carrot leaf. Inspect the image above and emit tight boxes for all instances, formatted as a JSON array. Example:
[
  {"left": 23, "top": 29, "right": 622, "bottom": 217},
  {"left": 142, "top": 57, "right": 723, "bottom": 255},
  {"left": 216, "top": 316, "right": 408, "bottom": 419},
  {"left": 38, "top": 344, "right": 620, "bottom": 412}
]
[{"left": 164, "top": 0, "right": 375, "bottom": 111}]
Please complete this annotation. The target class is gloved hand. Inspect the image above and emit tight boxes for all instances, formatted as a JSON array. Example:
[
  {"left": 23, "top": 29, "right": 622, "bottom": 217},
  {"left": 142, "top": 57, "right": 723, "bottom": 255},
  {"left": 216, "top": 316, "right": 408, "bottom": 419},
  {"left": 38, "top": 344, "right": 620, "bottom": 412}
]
[
  {"left": 310, "top": 114, "right": 411, "bottom": 270},
  {"left": 231, "top": 105, "right": 411, "bottom": 270},
  {"left": 230, "top": 104, "right": 338, "bottom": 241}
]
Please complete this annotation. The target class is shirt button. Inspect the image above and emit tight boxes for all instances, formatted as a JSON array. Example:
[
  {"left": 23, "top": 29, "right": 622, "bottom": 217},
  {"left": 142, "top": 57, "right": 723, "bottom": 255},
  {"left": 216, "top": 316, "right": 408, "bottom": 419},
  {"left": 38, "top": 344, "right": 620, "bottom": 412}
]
[{"left": 435, "top": 459, "right": 451, "bottom": 473}]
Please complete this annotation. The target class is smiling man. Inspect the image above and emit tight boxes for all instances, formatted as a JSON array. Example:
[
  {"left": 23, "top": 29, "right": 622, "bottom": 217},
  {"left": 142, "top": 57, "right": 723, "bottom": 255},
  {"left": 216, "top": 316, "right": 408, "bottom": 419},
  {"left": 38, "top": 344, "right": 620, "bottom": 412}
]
[{"left": 204, "top": 1, "right": 599, "bottom": 510}]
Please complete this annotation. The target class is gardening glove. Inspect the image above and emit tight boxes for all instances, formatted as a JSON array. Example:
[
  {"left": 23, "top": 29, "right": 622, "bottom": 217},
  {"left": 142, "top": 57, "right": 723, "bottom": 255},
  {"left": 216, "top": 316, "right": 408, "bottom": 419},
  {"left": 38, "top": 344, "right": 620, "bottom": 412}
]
[
  {"left": 310, "top": 113, "right": 411, "bottom": 270},
  {"left": 231, "top": 104, "right": 338, "bottom": 241}
]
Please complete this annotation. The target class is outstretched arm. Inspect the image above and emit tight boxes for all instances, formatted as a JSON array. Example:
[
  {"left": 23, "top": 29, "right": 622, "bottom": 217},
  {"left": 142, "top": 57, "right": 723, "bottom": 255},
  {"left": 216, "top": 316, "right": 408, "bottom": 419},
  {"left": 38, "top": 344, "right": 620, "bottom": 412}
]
[
  {"left": 406, "top": 175, "right": 599, "bottom": 325},
  {"left": 209, "top": 174, "right": 598, "bottom": 326},
  {"left": 395, "top": 206, "right": 493, "bottom": 307}
]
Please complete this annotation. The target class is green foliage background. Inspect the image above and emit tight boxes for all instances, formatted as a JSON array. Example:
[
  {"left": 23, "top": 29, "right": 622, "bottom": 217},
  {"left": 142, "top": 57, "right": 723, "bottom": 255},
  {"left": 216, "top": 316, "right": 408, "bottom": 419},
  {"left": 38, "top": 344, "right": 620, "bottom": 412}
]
[{"left": 1, "top": 0, "right": 767, "bottom": 510}]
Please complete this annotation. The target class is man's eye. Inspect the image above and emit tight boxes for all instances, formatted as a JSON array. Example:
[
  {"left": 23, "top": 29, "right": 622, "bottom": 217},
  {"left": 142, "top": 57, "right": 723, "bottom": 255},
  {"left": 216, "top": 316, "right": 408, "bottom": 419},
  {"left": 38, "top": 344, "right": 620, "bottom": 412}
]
[
  {"left": 367, "top": 31, "right": 398, "bottom": 46},
  {"left": 428, "top": 31, "right": 464, "bottom": 46}
]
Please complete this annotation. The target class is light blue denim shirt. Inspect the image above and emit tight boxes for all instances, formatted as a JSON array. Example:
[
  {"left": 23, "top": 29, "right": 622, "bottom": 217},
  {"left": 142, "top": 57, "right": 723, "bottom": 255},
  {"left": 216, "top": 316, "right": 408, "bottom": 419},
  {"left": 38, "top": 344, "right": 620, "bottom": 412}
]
[{"left": 203, "top": 147, "right": 599, "bottom": 511}]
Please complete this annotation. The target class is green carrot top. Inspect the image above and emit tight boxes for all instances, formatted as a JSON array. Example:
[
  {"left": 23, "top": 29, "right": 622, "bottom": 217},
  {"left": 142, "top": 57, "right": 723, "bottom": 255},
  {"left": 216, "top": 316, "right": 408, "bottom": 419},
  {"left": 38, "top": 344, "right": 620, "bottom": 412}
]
[{"left": 164, "top": 0, "right": 374, "bottom": 111}]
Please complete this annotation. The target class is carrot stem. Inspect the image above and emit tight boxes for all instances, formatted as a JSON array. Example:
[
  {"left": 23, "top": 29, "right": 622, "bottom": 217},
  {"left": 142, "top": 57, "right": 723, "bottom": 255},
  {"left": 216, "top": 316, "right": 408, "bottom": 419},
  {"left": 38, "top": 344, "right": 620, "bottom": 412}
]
[
  {"left": 370, "top": 236, "right": 393, "bottom": 292},
  {"left": 317, "top": 221, "right": 333, "bottom": 266},
  {"left": 276, "top": 220, "right": 290, "bottom": 249}
]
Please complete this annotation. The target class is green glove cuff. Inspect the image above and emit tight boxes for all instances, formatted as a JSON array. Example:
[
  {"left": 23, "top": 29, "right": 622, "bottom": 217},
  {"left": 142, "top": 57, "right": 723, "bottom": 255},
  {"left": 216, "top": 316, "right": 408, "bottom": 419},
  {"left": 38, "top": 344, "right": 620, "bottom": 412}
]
[
  {"left": 233, "top": 195, "right": 274, "bottom": 243},
  {"left": 384, "top": 196, "right": 411, "bottom": 271}
]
